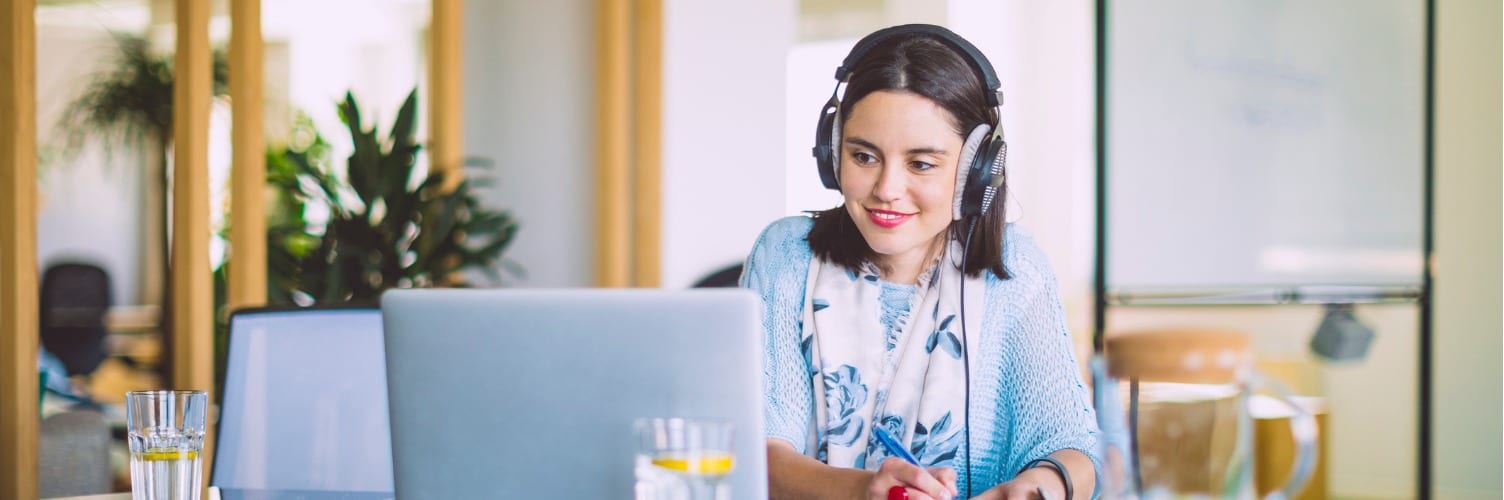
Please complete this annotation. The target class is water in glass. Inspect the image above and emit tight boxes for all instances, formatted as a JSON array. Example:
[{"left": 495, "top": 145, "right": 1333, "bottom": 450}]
[
  {"left": 634, "top": 418, "right": 735, "bottom": 500},
  {"left": 126, "top": 390, "right": 207, "bottom": 500}
]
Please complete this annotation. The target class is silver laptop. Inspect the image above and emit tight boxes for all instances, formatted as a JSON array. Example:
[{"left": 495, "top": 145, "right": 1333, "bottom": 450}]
[{"left": 381, "top": 289, "right": 768, "bottom": 499}]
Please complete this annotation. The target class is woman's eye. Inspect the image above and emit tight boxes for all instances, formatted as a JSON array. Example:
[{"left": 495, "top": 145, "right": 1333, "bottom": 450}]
[
  {"left": 911, "top": 161, "right": 937, "bottom": 171},
  {"left": 851, "top": 152, "right": 878, "bottom": 165}
]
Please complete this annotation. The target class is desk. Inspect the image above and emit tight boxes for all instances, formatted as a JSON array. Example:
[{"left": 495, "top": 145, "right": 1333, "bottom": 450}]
[{"left": 104, "top": 305, "right": 160, "bottom": 334}]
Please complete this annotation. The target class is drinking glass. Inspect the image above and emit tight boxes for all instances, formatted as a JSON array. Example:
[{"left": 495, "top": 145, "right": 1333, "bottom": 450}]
[
  {"left": 1092, "top": 355, "right": 1139, "bottom": 499},
  {"left": 634, "top": 417, "right": 735, "bottom": 500},
  {"left": 127, "top": 390, "right": 208, "bottom": 500},
  {"left": 1098, "top": 329, "right": 1318, "bottom": 499}
]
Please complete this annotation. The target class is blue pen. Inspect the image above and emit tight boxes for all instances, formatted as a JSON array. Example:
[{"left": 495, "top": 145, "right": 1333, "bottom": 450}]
[
  {"left": 872, "top": 426, "right": 921, "bottom": 465},
  {"left": 876, "top": 427, "right": 972, "bottom": 499}
]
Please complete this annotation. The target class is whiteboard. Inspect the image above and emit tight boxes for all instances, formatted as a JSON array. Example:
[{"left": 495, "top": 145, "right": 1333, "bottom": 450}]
[{"left": 1106, "top": 0, "right": 1426, "bottom": 290}]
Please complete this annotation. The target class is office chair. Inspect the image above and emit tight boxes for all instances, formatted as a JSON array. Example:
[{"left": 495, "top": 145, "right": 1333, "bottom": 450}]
[
  {"left": 39, "top": 262, "right": 113, "bottom": 376},
  {"left": 39, "top": 408, "right": 112, "bottom": 497},
  {"left": 692, "top": 263, "right": 744, "bottom": 288}
]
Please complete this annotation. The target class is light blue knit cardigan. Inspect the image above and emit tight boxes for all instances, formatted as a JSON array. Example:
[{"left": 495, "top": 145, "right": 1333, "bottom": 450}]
[{"left": 741, "top": 216, "right": 1101, "bottom": 494}]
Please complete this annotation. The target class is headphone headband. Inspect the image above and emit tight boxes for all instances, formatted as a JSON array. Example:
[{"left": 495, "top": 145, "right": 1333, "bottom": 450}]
[
  {"left": 836, "top": 24, "right": 1003, "bottom": 108},
  {"left": 813, "top": 23, "right": 1008, "bottom": 222}
]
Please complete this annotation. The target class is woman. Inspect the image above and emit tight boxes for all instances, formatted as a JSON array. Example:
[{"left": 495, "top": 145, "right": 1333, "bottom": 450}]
[{"left": 741, "top": 25, "right": 1099, "bottom": 499}]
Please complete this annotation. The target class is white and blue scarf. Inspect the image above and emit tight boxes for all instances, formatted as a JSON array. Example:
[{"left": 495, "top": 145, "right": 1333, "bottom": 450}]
[{"left": 801, "top": 240, "right": 985, "bottom": 470}]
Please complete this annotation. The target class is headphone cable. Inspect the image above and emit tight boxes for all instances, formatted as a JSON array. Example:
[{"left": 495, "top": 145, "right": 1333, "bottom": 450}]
[{"left": 959, "top": 217, "right": 979, "bottom": 498}]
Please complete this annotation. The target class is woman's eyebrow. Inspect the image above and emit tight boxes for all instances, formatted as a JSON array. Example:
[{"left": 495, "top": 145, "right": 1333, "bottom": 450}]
[
  {"left": 903, "top": 146, "right": 948, "bottom": 156},
  {"left": 843, "top": 136, "right": 949, "bottom": 156},
  {"left": 843, "top": 137, "right": 881, "bottom": 151}
]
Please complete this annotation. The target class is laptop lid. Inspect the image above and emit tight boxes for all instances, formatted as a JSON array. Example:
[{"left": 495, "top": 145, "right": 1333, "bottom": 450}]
[
  {"left": 213, "top": 307, "right": 393, "bottom": 492},
  {"left": 381, "top": 289, "right": 768, "bottom": 499}
]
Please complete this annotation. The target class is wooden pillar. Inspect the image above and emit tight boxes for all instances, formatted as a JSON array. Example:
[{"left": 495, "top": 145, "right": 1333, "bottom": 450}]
[
  {"left": 630, "top": 0, "right": 663, "bottom": 287},
  {"left": 174, "top": 0, "right": 215, "bottom": 483},
  {"left": 0, "top": 0, "right": 39, "bottom": 497},
  {"left": 229, "top": 0, "right": 266, "bottom": 311},
  {"left": 173, "top": 0, "right": 212, "bottom": 395},
  {"left": 430, "top": 0, "right": 464, "bottom": 192},
  {"left": 595, "top": 0, "right": 632, "bottom": 287}
]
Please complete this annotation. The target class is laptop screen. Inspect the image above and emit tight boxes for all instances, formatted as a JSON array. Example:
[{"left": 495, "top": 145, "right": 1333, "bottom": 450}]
[
  {"left": 381, "top": 289, "right": 768, "bottom": 499},
  {"left": 213, "top": 308, "right": 392, "bottom": 492}
]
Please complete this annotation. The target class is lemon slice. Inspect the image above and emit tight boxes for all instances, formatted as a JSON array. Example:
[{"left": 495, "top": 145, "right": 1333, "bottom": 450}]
[
  {"left": 133, "top": 449, "right": 199, "bottom": 461},
  {"left": 651, "top": 454, "right": 734, "bottom": 475}
]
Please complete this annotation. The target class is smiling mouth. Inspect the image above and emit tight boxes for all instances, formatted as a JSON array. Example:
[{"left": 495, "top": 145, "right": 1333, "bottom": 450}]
[{"left": 866, "top": 208, "right": 914, "bottom": 228}]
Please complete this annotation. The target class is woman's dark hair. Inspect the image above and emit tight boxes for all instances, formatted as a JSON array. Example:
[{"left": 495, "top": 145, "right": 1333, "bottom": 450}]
[{"left": 807, "top": 33, "right": 1010, "bottom": 280}]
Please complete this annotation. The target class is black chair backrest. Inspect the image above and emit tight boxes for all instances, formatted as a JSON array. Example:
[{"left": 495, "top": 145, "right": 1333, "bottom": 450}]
[
  {"left": 692, "top": 263, "right": 744, "bottom": 288},
  {"left": 40, "top": 263, "right": 112, "bottom": 376}
]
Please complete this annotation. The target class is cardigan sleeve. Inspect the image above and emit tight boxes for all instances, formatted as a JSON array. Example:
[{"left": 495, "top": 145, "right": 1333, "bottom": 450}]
[
  {"left": 995, "top": 230, "right": 1104, "bottom": 484},
  {"left": 740, "top": 217, "right": 816, "bottom": 454}
]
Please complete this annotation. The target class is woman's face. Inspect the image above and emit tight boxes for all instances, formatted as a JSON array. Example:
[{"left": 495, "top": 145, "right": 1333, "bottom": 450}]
[{"left": 839, "top": 90, "right": 964, "bottom": 279}]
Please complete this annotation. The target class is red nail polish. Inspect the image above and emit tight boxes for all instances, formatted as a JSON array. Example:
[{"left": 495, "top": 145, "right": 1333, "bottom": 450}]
[{"left": 888, "top": 485, "right": 909, "bottom": 500}]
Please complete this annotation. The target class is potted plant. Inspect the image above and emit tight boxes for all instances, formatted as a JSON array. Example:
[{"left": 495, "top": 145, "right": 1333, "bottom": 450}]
[
  {"left": 265, "top": 89, "right": 519, "bottom": 302},
  {"left": 212, "top": 90, "right": 519, "bottom": 397}
]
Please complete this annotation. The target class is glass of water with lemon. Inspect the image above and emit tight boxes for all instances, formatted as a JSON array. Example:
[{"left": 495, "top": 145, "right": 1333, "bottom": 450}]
[
  {"left": 127, "top": 390, "right": 208, "bottom": 500},
  {"left": 634, "top": 418, "right": 735, "bottom": 500}
]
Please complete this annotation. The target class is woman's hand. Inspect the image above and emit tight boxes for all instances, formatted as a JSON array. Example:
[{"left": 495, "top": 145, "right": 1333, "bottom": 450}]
[
  {"left": 969, "top": 467, "right": 1065, "bottom": 500},
  {"left": 865, "top": 458, "right": 959, "bottom": 500}
]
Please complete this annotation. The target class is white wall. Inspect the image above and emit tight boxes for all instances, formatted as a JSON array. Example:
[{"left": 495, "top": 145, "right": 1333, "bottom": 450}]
[
  {"left": 263, "top": 0, "right": 428, "bottom": 165},
  {"left": 784, "top": 38, "right": 851, "bottom": 217},
  {"left": 462, "top": 0, "right": 794, "bottom": 289},
  {"left": 659, "top": 0, "right": 796, "bottom": 288},
  {"left": 463, "top": 0, "right": 595, "bottom": 287},
  {"left": 1432, "top": 0, "right": 1502, "bottom": 497},
  {"left": 954, "top": 0, "right": 1098, "bottom": 339},
  {"left": 35, "top": 24, "right": 146, "bottom": 307}
]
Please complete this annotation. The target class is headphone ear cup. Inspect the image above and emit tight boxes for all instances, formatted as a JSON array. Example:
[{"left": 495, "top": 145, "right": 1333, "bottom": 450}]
[
  {"left": 968, "top": 137, "right": 1004, "bottom": 216},
  {"left": 830, "top": 110, "right": 843, "bottom": 190},
  {"left": 964, "top": 138, "right": 1007, "bottom": 218},
  {"left": 813, "top": 98, "right": 842, "bottom": 191},
  {"left": 979, "top": 139, "right": 1007, "bottom": 216},
  {"left": 953, "top": 124, "right": 992, "bottom": 220}
]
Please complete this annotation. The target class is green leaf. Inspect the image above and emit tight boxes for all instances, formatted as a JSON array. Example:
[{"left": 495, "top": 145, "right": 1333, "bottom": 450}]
[
  {"left": 338, "top": 91, "right": 361, "bottom": 131},
  {"left": 338, "top": 93, "right": 382, "bottom": 209},
  {"left": 389, "top": 89, "right": 419, "bottom": 152},
  {"left": 244, "top": 88, "right": 522, "bottom": 304}
]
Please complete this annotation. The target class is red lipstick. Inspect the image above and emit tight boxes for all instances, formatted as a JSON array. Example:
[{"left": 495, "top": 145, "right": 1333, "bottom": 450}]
[{"left": 866, "top": 208, "right": 914, "bottom": 229}]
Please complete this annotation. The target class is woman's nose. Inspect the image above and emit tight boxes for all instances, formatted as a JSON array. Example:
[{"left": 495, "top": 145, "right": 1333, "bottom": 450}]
[{"left": 872, "top": 163, "right": 907, "bottom": 202}]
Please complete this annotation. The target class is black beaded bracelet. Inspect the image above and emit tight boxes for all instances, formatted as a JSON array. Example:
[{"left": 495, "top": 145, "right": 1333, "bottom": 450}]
[{"left": 1021, "top": 457, "right": 1072, "bottom": 500}]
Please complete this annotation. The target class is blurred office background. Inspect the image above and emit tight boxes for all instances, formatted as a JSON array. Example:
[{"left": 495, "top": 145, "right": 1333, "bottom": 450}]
[{"left": 4, "top": 0, "right": 1498, "bottom": 498}]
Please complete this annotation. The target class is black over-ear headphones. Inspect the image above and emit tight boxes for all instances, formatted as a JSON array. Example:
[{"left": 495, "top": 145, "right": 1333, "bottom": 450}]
[{"left": 812, "top": 24, "right": 1008, "bottom": 220}]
